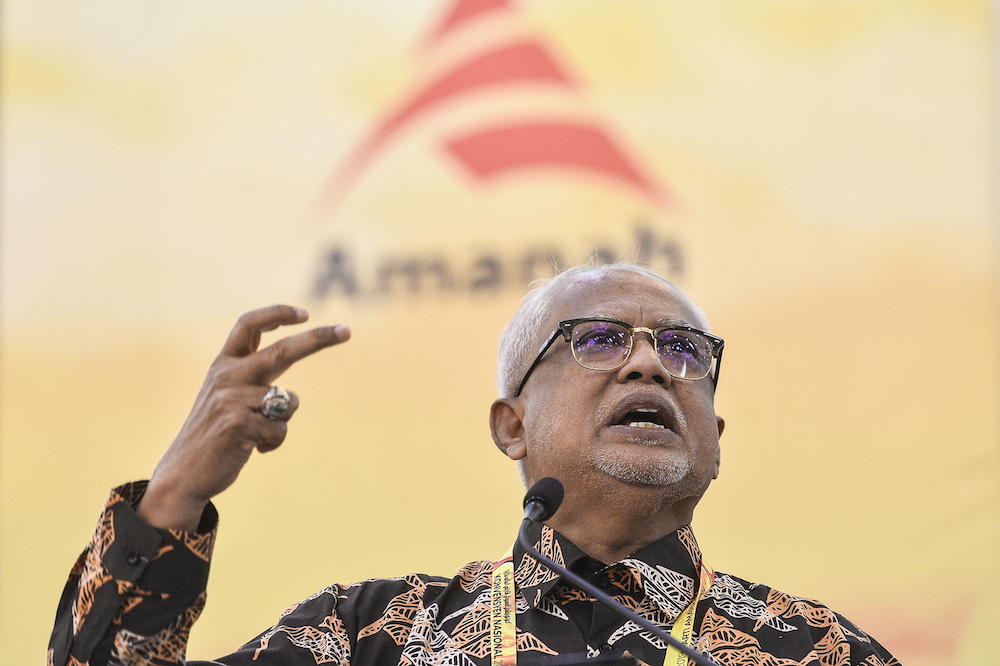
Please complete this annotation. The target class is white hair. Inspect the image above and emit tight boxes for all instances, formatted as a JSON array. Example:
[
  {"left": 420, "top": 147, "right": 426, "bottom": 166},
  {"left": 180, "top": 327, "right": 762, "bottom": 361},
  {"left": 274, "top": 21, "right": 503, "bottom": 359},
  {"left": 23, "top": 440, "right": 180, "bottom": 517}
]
[{"left": 495, "top": 263, "right": 708, "bottom": 399}]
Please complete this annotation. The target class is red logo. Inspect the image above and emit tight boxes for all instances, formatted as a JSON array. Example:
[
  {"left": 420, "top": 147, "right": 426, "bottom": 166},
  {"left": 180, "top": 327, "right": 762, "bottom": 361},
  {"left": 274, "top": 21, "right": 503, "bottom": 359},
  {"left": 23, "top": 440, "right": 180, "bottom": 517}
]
[
  {"left": 308, "top": 0, "right": 681, "bottom": 302},
  {"left": 315, "top": 0, "right": 670, "bottom": 214}
]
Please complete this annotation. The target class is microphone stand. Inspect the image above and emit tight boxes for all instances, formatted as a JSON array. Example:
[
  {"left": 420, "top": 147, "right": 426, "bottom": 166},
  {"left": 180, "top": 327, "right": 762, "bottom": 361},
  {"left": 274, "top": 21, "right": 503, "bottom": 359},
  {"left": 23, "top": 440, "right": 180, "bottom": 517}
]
[{"left": 517, "top": 518, "right": 719, "bottom": 666}]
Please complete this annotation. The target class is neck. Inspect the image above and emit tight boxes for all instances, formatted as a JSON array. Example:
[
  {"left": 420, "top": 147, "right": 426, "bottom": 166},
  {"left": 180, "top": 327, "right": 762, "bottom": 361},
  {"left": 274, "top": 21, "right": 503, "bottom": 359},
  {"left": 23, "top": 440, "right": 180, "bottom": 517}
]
[{"left": 543, "top": 481, "right": 702, "bottom": 564}]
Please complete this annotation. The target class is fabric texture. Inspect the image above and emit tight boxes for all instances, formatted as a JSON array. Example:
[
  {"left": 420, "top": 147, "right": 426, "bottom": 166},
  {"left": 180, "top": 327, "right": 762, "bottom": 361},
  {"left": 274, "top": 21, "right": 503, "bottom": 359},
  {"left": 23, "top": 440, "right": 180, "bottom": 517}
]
[{"left": 49, "top": 483, "right": 900, "bottom": 666}]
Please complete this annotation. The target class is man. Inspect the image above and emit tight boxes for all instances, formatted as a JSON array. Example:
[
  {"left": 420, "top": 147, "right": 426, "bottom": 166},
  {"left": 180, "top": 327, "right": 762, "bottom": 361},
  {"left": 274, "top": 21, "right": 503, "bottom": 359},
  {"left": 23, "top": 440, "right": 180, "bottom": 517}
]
[{"left": 49, "top": 264, "right": 900, "bottom": 666}]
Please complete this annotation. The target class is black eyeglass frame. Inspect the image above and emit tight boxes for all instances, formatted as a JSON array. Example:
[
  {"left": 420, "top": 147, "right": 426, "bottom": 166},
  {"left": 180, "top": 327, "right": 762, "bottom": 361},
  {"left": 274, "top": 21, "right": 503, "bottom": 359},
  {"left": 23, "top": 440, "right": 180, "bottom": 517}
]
[{"left": 514, "top": 317, "right": 725, "bottom": 397}]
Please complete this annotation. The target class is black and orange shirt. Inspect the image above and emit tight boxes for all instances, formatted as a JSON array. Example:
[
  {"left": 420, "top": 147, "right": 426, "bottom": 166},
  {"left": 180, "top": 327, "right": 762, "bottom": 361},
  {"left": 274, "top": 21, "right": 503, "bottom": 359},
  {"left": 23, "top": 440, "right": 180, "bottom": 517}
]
[{"left": 49, "top": 482, "right": 900, "bottom": 666}]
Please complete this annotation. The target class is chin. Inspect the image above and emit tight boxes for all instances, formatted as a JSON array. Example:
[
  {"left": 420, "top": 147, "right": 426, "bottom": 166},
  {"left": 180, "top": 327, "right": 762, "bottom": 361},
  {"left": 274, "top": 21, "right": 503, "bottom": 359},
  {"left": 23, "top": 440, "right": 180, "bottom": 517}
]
[{"left": 590, "top": 448, "right": 693, "bottom": 487}]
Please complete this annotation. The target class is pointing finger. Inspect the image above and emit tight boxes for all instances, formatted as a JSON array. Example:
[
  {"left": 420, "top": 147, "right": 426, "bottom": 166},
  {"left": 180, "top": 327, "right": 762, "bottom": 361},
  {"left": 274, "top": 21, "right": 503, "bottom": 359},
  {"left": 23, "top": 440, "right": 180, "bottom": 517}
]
[
  {"left": 248, "top": 324, "right": 352, "bottom": 384},
  {"left": 222, "top": 305, "right": 310, "bottom": 358}
]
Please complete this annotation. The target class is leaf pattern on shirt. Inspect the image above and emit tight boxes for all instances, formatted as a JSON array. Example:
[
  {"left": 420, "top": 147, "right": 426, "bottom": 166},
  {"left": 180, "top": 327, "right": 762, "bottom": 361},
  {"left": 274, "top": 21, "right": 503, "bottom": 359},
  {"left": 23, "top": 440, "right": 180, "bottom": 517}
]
[
  {"left": 358, "top": 574, "right": 429, "bottom": 644},
  {"left": 764, "top": 588, "right": 866, "bottom": 635},
  {"left": 706, "top": 573, "right": 797, "bottom": 633},
  {"left": 619, "top": 558, "right": 694, "bottom": 618},
  {"left": 677, "top": 525, "right": 702, "bottom": 567},
  {"left": 400, "top": 603, "right": 478, "bottom": 666},
  {"left": 457, "top": 561, "right": 492, "bottom": 593},
  {"left": 514, "top": 526, "right": 563, "bottom": 590},
  {"left": 73, "top": 548, "right": 112, "bottom": 635},
  {"left": 550, "top": 583, "right": 592, "bottom": 604},
  {"left": 442, "top": 599, "right": 492, "bottom": 659},
  {"left": 169, "top": 529, "right": 216, "bottom": 563},
  {"left": 97, "top": 503, "right": 117, "bottom": 558},
  {"left": 111, "top": 592, "right": 205, "bottom": 666},
  {"left": 697, "top": 608, "right": 802, "bottom": 666},
  {"left": 441, "top": 590, "right": 491, "bottom": 625},
  {"left": 50, "top": 486, "right": 900, "bottom": 666},
  {"left": 516, "top": 630, "right": 558, "bottom": 656},
  {"left": 70, "top": 500, "right": 120, "bottom": 635},
  {"left": 252, "top": 613, "right": 350, "bottom": 665},
  {"left": 608, "top": 566, "right": 642, "bottom": 594},
  {"left": 531, "top": 596, "right": 569, "bottom": 620},
  {"left": 862, "top": 655, "right": 895, "bottom": 666},
  {"left": 813, "top": 622, "right": 853, "bottom": 666},
  {"left": 605, "top": 620, "right": 670, "bottom": 651}
]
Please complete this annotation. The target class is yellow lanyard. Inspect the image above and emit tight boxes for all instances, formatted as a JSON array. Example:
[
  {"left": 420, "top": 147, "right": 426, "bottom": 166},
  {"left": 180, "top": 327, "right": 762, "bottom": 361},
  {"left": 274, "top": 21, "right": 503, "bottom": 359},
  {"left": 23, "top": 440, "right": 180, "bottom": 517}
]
[
  {"left": 663, "top": 562, "right": 714, "bottom": 666},
  {"left": 490, "top": 551, "right": 714, "bottom": 666},
  {"left": 490, "top": 550, "right": 517, "bottom": 666}
]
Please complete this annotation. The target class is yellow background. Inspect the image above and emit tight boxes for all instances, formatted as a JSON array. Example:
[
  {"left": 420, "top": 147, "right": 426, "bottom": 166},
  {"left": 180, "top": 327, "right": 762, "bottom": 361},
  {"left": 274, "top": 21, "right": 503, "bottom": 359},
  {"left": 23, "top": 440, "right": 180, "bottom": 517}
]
[{"left": 2, "top": 2, "right": 997, "bottom": 665}]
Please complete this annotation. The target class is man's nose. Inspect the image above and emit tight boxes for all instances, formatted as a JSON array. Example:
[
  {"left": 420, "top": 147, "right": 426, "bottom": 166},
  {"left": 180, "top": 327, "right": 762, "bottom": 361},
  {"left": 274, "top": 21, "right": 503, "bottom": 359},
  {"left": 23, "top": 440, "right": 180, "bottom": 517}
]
[{"left": 617, "top": 330, "right": 669, "bottom": 385}]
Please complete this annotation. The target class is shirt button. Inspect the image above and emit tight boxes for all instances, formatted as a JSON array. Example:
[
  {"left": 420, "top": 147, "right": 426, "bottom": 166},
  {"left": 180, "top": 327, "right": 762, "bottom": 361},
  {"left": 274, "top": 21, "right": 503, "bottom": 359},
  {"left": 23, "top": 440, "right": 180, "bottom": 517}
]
[
  {"left": 126, "top": 550, "right": 142, "bottom": 566},
  {"left": 600, "top": 644, "right": 613, "bottom": 653}
]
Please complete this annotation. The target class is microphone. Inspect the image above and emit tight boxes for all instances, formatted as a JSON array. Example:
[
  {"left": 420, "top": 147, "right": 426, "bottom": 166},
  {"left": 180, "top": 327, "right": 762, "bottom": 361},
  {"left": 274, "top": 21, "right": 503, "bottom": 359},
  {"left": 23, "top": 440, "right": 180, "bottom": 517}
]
[
  {"left": 522, "top": 476, "right": 564, "bottom": 522},
  {"left": 517, "top": 478, "right": 719, "bottom": 666}
]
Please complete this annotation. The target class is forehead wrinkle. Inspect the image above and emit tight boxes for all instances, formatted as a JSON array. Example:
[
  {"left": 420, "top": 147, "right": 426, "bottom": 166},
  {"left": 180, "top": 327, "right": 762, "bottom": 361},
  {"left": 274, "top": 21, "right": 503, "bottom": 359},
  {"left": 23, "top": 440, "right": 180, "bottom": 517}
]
[
  {"left": 545, "top": 271, "right": 707, "bottom": 338},
  {"left": 652, "top": 315, "right": 699, "bottom": 329},
  {"left": 580, "top": 309, "right": 694, "bottom": 330},
  {"left": 583, "top": 313, "right": 689, "bottom": 327},
  {"left": 575, "top": 310, "right": 625, "bottom": 322}
]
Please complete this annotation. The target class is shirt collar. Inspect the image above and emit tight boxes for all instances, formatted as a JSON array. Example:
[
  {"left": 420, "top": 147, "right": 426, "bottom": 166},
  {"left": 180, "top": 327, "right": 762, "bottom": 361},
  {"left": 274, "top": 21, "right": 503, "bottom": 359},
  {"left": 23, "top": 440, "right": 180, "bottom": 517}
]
[{"left": 512, "top": 521, "right": 704, "bottom": 616}]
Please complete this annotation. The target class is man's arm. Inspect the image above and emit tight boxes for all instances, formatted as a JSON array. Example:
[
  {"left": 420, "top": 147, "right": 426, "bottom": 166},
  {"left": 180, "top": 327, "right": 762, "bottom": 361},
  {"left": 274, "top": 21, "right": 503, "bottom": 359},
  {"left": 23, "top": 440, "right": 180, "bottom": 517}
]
[
  {"left": 48, "top": 482, "right": 216, "bottom": 666},
  {"left": 139, "top": 305, "right": 350, "bottom": 532},
  {"left": 48, "top": 305, "right": 350, "bottom": 666}
]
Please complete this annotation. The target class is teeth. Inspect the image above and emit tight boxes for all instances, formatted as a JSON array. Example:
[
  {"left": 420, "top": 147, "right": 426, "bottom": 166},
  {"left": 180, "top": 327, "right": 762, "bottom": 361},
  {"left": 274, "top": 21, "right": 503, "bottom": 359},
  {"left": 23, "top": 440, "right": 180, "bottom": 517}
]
[
  {"left": 636, "top": 408, "right": 656, "bottom": 413},
  {"left": 627, "top": 421, "right": 664, "bottom": 429}
]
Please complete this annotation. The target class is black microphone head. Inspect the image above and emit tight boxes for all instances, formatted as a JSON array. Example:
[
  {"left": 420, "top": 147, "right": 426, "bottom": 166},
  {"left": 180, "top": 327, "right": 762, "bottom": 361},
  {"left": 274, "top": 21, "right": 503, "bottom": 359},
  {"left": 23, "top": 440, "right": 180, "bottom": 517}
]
[{"left": 523, "top": 477, "right": 565, "bottom": 522}]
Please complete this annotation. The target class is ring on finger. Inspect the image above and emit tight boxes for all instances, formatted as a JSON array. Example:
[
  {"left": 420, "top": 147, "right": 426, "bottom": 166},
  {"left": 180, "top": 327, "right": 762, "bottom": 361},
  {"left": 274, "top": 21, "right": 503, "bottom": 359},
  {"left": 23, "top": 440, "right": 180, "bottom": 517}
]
[{"left": 261, "top": 386, "right": 291, "bottom": 420}]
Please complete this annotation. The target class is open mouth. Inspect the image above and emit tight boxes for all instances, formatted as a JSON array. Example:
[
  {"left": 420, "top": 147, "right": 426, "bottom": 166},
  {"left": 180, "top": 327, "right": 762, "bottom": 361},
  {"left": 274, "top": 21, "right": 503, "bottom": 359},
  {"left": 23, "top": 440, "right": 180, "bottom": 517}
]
[
  {"left": 608, "top": 396, "right": 676, "bottom": 432},
  {"left": 618, "top": 408, "right": 666, "bottom": 429}
]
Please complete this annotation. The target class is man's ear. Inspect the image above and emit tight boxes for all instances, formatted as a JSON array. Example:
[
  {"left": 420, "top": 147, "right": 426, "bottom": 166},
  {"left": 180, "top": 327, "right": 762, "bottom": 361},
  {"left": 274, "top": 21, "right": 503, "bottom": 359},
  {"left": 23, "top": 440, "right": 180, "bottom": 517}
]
[
  {"left": 713, "top": 415, "right": 725, "bottom": 480},
  {"left": 490, "top": 398, "right": 526, "bottom": 460}
]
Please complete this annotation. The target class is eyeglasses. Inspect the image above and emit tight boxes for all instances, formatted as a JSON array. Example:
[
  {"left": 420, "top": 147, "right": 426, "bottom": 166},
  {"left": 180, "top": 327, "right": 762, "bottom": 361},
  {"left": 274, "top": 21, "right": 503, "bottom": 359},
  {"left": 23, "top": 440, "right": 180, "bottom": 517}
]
[{"left": 514, "top": 317, "right": 724, "bottom": 397}]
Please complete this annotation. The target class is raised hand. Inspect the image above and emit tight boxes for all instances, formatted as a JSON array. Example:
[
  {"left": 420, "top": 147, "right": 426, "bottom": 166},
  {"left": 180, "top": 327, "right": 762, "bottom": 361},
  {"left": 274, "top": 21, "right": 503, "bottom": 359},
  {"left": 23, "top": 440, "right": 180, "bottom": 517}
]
[{"left": 137, "top": 305, "right": 350, "bottom": 532}]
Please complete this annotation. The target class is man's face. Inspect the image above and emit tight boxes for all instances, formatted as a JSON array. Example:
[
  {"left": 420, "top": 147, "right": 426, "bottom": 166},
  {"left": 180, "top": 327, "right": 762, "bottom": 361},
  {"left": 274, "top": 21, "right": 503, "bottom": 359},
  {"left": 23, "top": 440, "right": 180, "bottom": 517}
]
[{"left": 512, "top": 270, "right": 723, "bottom": 504}]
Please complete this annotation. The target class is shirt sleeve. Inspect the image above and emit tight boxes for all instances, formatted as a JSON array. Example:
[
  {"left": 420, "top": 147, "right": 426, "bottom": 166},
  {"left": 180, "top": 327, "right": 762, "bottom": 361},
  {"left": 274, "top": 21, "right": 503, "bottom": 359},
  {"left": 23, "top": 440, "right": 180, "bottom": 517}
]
[{"left": 48, "top": 481, "right": 218, "bottom": 666}]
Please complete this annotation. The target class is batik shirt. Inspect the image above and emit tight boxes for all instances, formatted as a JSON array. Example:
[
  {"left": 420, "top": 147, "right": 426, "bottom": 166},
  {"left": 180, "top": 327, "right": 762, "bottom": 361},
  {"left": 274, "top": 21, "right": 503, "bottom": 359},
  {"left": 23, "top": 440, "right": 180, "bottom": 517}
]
[{"left": 49, "top": 482, "right": 901, "bottom": 666}]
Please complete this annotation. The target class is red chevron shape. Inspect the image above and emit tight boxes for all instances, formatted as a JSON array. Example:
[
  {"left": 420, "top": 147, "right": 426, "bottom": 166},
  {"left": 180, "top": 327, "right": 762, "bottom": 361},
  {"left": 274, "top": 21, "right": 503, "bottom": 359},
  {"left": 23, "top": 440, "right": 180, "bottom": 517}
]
[
  {"left": 445, "top": 121, "right": 667, "bottom": 203},
  {"left": 319, "top": 40, "right": 574, "bottom": 210},
  {"left": 425, "top": 0, "right": 514, "bottom": 47}
]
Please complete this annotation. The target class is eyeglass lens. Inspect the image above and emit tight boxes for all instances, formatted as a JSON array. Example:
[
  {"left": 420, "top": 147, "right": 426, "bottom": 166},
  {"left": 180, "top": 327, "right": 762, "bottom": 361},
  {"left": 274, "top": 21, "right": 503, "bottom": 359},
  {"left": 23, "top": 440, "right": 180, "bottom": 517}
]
[{"left": 569, "top": 320, "right": 714, "bottom": 379}]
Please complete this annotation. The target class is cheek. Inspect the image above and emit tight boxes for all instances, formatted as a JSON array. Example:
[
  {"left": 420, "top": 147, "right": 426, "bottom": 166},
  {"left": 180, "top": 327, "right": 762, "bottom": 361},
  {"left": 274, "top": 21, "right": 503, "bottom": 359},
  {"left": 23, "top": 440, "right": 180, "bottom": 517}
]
[
  {"left": 694, "top": 412, "right": 722, "bottom": 470},
  {"left": 522, "top": 404, "right": 589, "bottom": 479},
  {"left": 687, "top": 388, "right": 718, "bottom": 429},
  {"left": 525, "top": 410, "right": 557, "bottom": 449},
  {"left": 524, "top": 389, "right": 585, "bottom": 442},
  {"left": 521, "top": 408, "right": 560, "bottom": 470},
  {"left": 679, "top": 391, "right": 720, "bottom": 448}
]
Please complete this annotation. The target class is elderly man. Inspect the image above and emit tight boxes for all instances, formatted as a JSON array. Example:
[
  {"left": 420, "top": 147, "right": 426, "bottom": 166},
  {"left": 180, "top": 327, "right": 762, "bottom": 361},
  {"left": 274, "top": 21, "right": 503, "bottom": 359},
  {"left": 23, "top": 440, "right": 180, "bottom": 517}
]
[{"left": 49, "top": 264, "right": 900, "bottom": 666}]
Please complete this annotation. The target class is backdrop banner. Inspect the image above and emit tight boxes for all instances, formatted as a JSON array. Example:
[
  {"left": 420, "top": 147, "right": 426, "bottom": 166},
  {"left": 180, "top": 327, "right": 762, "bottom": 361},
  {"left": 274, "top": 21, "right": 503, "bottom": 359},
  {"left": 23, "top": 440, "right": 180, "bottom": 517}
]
[{"left": 2, "top": 2, "right": 997, "bottom": 665}]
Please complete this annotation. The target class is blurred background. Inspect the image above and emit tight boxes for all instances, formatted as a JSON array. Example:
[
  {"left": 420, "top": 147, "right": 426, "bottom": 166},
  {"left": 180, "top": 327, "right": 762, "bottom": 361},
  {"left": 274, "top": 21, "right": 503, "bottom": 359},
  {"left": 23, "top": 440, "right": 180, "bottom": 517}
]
[{"left": 2, "top": 1, "right": 997, "bottom": 664}]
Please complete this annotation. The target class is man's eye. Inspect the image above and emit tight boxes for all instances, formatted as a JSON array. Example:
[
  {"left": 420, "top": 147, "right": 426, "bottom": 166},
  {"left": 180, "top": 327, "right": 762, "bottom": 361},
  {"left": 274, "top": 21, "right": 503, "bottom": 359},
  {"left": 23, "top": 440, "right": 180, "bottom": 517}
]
[
  {"left": 579, "top": 331, "right": 624, "bottom": 349},
  {"left": 575, "top": 323, "right": 628, "bottom": 352},
  {"left": 658, "top": 333, "right": 702, "bottom": 360}
]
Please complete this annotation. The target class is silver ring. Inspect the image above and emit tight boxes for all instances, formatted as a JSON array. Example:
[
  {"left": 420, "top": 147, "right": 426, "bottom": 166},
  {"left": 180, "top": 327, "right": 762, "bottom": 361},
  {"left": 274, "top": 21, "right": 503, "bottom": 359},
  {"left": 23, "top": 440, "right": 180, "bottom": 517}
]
[{"left": 261, "top": 386, "right": 291, "bottom": 420}]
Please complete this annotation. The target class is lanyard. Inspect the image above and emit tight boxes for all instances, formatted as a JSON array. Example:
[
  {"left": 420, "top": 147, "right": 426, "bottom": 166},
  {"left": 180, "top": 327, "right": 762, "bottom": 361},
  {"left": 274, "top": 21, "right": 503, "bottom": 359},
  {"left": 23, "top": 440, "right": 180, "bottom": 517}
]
[
  {"left": 491, "top": 550, "right": 517, "bottom": 666},
  {"left": 663, "top": 562, "right": 714, "bottom": 666},
  {"left": 489, "top": 550, "right": 714, "bottom": 666}
]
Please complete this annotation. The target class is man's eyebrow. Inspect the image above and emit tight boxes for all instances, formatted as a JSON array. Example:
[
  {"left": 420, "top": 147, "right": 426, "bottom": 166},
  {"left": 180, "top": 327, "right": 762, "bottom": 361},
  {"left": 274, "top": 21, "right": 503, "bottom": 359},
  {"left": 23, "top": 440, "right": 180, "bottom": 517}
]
[
  {"left": 584, "top": 313, "right": 695, "bottom": 328},
  {"left": 652, "top": 316, "right": 695, "bottom": 328}
]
